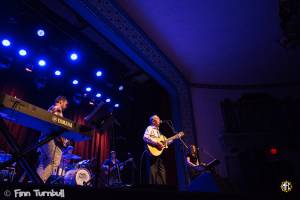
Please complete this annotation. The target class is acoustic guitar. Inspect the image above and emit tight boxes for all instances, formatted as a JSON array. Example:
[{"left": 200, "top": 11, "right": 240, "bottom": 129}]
[{"left": 146, "top": 132, "right": 184, "bottom": 156}]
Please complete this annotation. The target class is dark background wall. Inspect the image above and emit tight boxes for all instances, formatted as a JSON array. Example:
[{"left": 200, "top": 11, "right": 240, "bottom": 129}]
[{"left": 191, "top": 86, "right": 300, "bottom": 193}]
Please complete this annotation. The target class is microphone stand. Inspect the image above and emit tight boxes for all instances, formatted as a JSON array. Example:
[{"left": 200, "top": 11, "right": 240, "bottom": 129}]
[
  {"left": 164, "top": 120, "right": 188, "bottom": 149},
  {"left": 200, "top": 148, "right": 216, "bottom": 161}
]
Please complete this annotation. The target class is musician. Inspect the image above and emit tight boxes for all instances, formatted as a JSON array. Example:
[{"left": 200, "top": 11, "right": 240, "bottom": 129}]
[
  {"left": 36, "top": 96, "right": 69, "bottom": 183},
  {"left": 122, "top": 152, "right": 136, "bottom": 186},
  {"left": 102, "top": 151, "right": 123, "bottom": 186},
  {"left": 143, "top": 115, "right": 174, "bottom": 185},
  {"left": 186, "top": 144, "right": 207, "bottom": 181}
]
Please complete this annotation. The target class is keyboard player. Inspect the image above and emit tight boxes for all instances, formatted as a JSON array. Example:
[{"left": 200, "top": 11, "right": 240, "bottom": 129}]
[{"left": 36, "top": 96, "right": 70, "bottom": 183}]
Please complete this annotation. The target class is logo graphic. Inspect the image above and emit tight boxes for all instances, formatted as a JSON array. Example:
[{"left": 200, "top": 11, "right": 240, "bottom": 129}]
[
  {"left": 280, "top": 180, "right": 293, "bottom": 193},
  {"left": 3, "top": 190, "right": 11, "bottom": 197}
]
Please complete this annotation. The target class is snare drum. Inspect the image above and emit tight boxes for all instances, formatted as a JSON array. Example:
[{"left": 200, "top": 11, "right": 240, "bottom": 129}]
[{"left": 64, "top": 168, "right": 91, "bottom": 186}]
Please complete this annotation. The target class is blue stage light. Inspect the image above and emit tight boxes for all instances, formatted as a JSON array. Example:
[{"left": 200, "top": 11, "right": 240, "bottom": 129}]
[
  {"left": 96, "top": 93, "right": 101, "bottom": 98},
  {"left": 38, "top": 59, "right": 46, "bottom": 67},
  {"left": 72, "top": 80, "right": 79, "bottom": 85},
  {"left": 118, "top": 85, "right": 124, "bottom": 91},
  {"left": 54, "top": 70, "right": 61, "bottom": 76},
  {"left": 105, "top": 98, "right": 111, "bottom": 103},
  {"left": 18, "top": 49, "right": 27, "bottom": 56},
  {"left": 96, "top": 70, "right": 102, "bottom": 77},
  {"left": 85, "top": 87, "right": 92, "bottom": 92},
  {"left": 70, "top": 53, "right": 78, "bottom": 61},
  {"left": 114, "top": 104, "right": 119, "bottom": 108},
  {"left": 37, "top": 29, "right": 45, "bottom": 37},
  {"left": 1, "top": 39, "right": 11, "bottom": 47}
]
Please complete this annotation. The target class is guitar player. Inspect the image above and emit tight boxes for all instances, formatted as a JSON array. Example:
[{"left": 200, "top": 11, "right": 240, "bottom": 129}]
[
  {"left": 36, "top": 96, "right": 70, "bottom": 183},
  {"left": 102, "top": 151, "right": 123, "bottom": 187},
  {"left": 143, "top": 115, "right": 174, "bottom": 185}
]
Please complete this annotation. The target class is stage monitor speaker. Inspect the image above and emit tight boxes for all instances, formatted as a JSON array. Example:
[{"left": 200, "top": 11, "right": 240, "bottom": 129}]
[{"left": 188, "top": 171, "right": 220, "bottom": 192}]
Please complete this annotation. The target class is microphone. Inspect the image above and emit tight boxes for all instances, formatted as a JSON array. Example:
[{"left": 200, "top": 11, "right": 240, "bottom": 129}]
[{"left": 160, "top": 120, "right": 170, "bottom": 124}]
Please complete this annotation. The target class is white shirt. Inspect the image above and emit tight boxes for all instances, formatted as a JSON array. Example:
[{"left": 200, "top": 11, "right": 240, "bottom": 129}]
[{"left": 143, "top": 125, "right": 161, "bottom": 145}]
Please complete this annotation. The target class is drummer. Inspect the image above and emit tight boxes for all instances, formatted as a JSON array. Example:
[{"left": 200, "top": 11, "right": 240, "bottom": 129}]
[{"left": 58, "top": 146, "right": 77, "bottom": 175}]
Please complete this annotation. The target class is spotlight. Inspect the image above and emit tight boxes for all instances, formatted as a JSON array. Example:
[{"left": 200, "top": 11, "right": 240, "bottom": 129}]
[
  {"left": 25, "top": 65, "right": 33, "bottom": 72},
  {"left": 37, "top": 29, "right": 45, "bottom": 37},
  {"left": 85, "top": 87, "right": 92, "bottom": 92},
  {"left": 54, "top": 70, "right": 61, "bottom": 76},
  {"left": 72, "top": 79, "right": 79, "bottom": 85},
  {"left": 114, "top": 103, "right": 119, "bottom": 108},
  {"left": 89, "top": 101, "right": 95, "bottom": 106},
  {"left": 18, "top": 49, "right": 27, "bottom": 56},
  {"left": 118, "top": 85, "right": 124, "bottom": 91},
  {"left": 38, "top": 59, "right": 46, "bottom": 67},
  {"left": 96, "top": 70, "right": 102, "bottom": 77},
  {"left": 70, "top": 53, "right": 78, "bottom": 61},
  {"left": 96, "top": 93, "right": 101, "bottom": 98},
  {"left": 105, "top": 98, "right": 111, "bottom": 103},
  {"left": 1, "top": 39, "right": 11, "bottom": 47}
]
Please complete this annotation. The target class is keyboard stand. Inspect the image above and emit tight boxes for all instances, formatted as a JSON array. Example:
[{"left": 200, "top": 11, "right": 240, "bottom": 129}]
[{"left": 0, "top": 118, "right": 65, "bottom": 184}]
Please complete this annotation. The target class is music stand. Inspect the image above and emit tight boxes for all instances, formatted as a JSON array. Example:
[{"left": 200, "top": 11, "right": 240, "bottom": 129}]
[{"left": 84, "top": 102, "right": 118, "bottom": 131}]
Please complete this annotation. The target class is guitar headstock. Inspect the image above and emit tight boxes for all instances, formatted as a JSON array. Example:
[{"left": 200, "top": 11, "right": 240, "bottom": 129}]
[
  {"left": 128, "top": 157, "right": 134, "bottom": 162},
  {"left": 177, "top": 131, "right": 184, "bottom": 138}
]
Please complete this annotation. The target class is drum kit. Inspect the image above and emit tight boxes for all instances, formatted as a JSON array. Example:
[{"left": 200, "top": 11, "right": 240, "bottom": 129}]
[
  {"left": 51, "top": 147, "right": 94, "bottom": 186},
  {"left": 0, "top": 151, "right": 15, "bottom": 183},
  {"left": 0, "top": 148, "right": 95, "bottom": 186}
]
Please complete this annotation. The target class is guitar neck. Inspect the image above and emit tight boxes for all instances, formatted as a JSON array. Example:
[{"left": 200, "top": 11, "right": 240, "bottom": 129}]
[{"left": 167, "top": 133, "right": 180, "bottom": 142}]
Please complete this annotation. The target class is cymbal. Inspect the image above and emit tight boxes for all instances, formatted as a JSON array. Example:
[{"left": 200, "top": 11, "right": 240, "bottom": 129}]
[
  {"left": 62, "top": 153, "right": 81, "bottom": 160},
  {"left": 0, "top": 153, "right": 12, "bottom": 163},
  {"left": 62, "top": 145, "right": 74, "bottom": 153}
]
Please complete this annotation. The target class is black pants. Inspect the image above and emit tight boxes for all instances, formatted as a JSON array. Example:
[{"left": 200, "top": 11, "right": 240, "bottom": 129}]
[{"left": 146, "top": 154, "right": 166, "bottom": 184}]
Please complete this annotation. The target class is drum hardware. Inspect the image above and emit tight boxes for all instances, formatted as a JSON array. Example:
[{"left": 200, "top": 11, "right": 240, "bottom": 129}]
[
  {"left": 0, "top": 166, "right": 16, "bottom": 183},
  {"left": 0, "top": 152, "right": 15, "bottom": 183},
  {"left": 83, "top": 173, "right": 96, "bottom": 187},
  {"left": 62, "top": 153, "right": 81, "bottom": 160}
]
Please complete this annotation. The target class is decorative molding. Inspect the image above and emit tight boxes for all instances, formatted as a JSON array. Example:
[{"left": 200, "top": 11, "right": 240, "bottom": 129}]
[{"left": 191, "top": 81, "right": 300, "bottom": 90}]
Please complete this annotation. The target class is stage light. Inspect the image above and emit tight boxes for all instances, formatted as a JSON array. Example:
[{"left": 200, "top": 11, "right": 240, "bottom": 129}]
[
  {"left": 96, "top": 93, "right": 101, "bottom": 98},
  {"left": 25, "top": 65, "right": 33, "bottom": 72},
  {"left": 105, "top": 98, "right": 111, "bottom": 103},
  {"left": 70, "top": 53, "right": 78, "bottom": 61},
  {"left": 37, "top": 29, "right": 45, "bottom": 37},
  {"left": 54, "top": 70, "right": 61, "bottom": 76},
  {"left": 1, "top": 39, "right": 11, "bottom": 47},
  {"left": 38, "top": 59, "right": 46, "bottom": 67},
  {"left": 270, "top": 147, "right": 278, "bottom": 155},
  {"left": 89, "top": 101, "right": 95, "bottom": 106},
  {"left": 96, "top": 70, "right": 102, "bottom": 77},
  {"left": 118, "top": 85, "right": 124, "bottom": 91},
  {"left": 72, "top": 79, "right": 79, "bottom": 85},
  {"left": 85, "top": 87, "right": 92, "bottom": 92},
  {"left": 18, "top": 49, "right": 27, "bottom": 56},
  {"left": 114, "top": 103, "right": 119, "bottom": 108}
]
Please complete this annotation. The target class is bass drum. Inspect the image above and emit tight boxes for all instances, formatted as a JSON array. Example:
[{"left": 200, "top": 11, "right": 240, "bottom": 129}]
[{"left": 64, "top": 168, "right": 91, "bottom": 186}]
